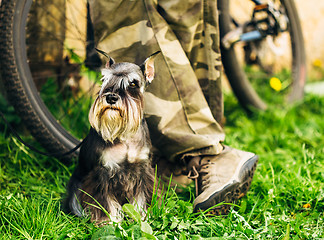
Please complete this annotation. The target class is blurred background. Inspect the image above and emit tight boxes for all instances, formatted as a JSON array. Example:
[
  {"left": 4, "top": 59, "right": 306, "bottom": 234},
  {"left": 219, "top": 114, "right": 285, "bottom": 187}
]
[{"left": 232, "top": 0, "right": 324, "bottom": 82}]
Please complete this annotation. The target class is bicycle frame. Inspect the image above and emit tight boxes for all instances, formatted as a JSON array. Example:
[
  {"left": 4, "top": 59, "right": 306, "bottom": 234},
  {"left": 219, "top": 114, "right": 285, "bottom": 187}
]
[{"left": 222, "top": 0, "right": 289, "bottom": 49}]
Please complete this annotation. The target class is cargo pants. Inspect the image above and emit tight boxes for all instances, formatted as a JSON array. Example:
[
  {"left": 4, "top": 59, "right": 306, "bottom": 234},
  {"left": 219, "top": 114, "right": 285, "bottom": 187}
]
[{"left": 89, "top": 0, "right": 225, "bottom": 163}]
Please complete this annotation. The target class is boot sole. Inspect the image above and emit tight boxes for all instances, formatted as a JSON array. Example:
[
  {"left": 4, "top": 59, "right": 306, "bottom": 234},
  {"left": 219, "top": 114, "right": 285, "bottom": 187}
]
[{"left": 194, "top": 155, "right": 259, "bottom": 214}]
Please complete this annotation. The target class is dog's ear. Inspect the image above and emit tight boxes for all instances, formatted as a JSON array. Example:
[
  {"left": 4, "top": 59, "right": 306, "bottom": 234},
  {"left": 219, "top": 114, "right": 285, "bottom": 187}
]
[
  {"left": 141, "top": 51, "right": 160, "bottom": 83},
  {"left": 95, "top": 48, "right": 115, "bottom": 68}
]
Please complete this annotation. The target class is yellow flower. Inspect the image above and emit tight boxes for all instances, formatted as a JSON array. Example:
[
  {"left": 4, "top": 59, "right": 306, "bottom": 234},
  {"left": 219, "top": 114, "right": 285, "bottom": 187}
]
[
  {"left": 269, "top": 77, "right": 282, "bottom": 91},
  {"left": 303, "top": 203, "right": 311, "bottom": 209},
  {"left": 313, "top": 59, "right": 322, "bottom": 68}
]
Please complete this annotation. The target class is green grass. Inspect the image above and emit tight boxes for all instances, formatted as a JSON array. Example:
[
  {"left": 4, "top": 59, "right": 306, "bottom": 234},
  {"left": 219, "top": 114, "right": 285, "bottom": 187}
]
[{"left": 0, "top": 91, "right": 324, "bottom": 239}]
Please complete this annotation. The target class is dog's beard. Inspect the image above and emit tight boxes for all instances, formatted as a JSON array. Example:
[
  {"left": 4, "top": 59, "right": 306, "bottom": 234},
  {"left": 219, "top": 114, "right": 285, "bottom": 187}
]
[{"left": 89, "top": 96, "right": 143, "bottom": 143}]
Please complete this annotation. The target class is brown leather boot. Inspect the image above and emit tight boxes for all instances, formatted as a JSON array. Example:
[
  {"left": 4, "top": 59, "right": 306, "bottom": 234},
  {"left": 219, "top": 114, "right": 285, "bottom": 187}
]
[{"left": 187, "top": 146, "right": 258, "bottom": 214}]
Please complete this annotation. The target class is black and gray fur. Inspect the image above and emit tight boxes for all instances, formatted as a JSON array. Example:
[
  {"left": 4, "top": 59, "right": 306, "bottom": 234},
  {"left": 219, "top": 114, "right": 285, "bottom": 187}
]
[{"left": 65, "top": 51, "right": 159, "bottom": 222}]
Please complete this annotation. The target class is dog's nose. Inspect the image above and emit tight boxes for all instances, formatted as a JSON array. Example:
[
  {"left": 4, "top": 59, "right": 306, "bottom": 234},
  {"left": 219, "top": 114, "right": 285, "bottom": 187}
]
[{"left": 106, "top": 93, "right": 119, "bottom": 104}]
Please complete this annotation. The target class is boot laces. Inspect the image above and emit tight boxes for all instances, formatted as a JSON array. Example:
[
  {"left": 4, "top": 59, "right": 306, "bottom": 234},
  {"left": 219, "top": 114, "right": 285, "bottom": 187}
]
[{"left": 186, "top": 157, "right": 210, "bottom": 196}]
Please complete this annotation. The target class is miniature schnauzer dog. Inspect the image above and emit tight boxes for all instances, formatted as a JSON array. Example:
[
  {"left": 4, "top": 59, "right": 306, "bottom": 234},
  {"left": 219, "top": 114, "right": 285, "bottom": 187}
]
[{"left": 65, "top": 50, "right": 159, "bottom": 222}]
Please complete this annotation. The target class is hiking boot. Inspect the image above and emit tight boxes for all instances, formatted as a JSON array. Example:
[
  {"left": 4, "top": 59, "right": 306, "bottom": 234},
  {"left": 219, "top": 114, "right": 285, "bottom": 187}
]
[{"left": 187, "top": 145, "right": 258, "bottom": 214}]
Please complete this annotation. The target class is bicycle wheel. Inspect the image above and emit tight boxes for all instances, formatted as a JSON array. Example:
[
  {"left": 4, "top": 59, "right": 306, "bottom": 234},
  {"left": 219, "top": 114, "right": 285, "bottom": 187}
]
[
  {"left": 218, "top": 0, "right": 306, "bottom": 110},
  {"left": 0, "top": 0, "right": 98, "bottom": 160}
]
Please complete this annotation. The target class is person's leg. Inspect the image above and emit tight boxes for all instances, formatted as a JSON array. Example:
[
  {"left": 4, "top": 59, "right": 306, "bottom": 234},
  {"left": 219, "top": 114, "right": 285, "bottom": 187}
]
[
  {"left": 89, "top": 0, "right": 224, "bottom": 163},
  {"left": 155, "top": 1, "right": 258, "bottom": 213},
  {"left": 157, "top": 0, "right": 223, "bottom": 123}
]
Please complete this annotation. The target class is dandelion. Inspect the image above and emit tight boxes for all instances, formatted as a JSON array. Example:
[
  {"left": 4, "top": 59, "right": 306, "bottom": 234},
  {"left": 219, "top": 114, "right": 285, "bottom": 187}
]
[
  {"left": 312, "top": 59, "right": 322, "bottom": 68},
  {"left": 303, "top": 203, "right": 311, "bottom": 209},
  {"left": 269, "top": 77, "right": 282, "bottom": 91}
]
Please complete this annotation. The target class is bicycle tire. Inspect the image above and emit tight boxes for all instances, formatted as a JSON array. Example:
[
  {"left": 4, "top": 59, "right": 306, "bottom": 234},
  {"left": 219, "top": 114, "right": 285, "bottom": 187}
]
[
  {"left": 218, "top": 0, "right": 306, "bottom": 110},
  {"left": 0, "top": 0, "right": 80, "bottom": 160}
]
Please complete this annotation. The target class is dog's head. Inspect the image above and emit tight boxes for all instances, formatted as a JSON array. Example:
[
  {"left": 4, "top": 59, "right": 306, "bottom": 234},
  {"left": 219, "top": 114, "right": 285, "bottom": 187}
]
[{"left": 89, "top": 50, "right": 159, "bottom": 143}]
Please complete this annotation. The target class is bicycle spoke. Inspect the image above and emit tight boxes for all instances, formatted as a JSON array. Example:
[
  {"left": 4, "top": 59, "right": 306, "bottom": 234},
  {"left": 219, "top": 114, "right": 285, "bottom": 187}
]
[
  {"left": 56, "top": 81, "right": 97, "bottom": 122},
  {"left": 31, "top": 1, "right": 87, "bottom": 44}
]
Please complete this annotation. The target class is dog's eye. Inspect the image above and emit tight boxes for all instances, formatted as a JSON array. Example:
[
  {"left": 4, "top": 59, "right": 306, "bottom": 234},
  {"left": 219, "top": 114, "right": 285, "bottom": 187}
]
[{"left": 129, "top": 80, "right": 139, "bottom": 88}]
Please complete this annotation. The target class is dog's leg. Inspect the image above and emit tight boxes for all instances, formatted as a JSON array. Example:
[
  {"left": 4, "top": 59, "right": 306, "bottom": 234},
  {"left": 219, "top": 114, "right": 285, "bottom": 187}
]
[
  {"left": 131, "top": 191, "right": 147, "bottom": 218},
  {"left": 106, "top": 198, "right": 123, "bottom": 222},
  {"left": 79, "top": 166, "right": 125, "bottom": 222},
  {"left": 131, "top": 166, "right": 157, "bottom": 218},
  {"left": 65, "top": 166, "right": 84, "bottom": 217}
]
